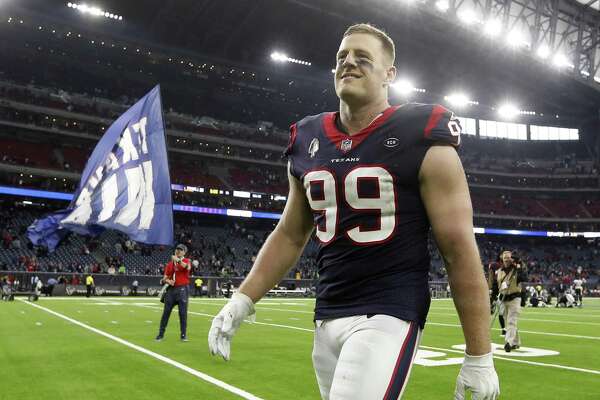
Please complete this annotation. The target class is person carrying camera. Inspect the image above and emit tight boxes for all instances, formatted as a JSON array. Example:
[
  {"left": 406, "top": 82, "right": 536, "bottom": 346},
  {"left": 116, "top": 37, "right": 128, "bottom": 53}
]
[
  {"left": 494, "top": 250, "right": 527, "bottom": 352},
  {"left": 155, "top": 244, "right": 191, "bottom": 342},
  {"left": 487, "top": 255, "right": 506, "bottom": 336}
]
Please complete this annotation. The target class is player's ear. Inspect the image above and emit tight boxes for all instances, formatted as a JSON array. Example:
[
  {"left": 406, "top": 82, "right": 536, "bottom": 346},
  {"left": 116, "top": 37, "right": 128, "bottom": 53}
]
[{"left": 384, "top": 65, "right": 396, "bottom": 87}]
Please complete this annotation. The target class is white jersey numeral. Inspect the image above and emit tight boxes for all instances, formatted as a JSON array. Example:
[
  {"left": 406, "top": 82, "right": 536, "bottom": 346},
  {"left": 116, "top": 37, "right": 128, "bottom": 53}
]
[
  {"left": 304, "top": 166, "right": 396, "bottom": 244},
  {"left": 304, "top": 170, "right": 338, "bottom": 243}
]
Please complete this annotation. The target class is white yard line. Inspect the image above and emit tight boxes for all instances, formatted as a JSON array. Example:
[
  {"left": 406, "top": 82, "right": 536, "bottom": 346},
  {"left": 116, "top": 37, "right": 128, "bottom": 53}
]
[
  {"left": 18, "top": 299, "right": 264, "bottom": 400},
  {"left": 190, "top": 303, "right": 315, "bottom": 315},
  {"left": 137, "top": 305, "right": 316, "bottom": 333},
  {"left": 431, "top": 306, "right": 600, "bottom": 318},
  {"left": 427, "top": 322, "right": 600, "bottom": 340},
  {"left": 428, "top": 312, "right": 600, "bottom": 326},
  {"left": 41, "top": 298, "right": 600, "bottom": 341},
  {"left": 138, "top": 304, "right": 600, "bottom": 341},
  {"left": 420, "top": 345, "right": 600, "bottom": 375}
]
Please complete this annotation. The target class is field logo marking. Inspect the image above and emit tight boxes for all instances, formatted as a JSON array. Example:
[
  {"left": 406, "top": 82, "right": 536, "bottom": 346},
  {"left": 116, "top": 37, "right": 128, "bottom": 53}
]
[
  {"left": 421, "top": 345, "right": 600, "bottom": 375},
  {"left": 415, "top": 344, "right": 558, "bottom": 367}
]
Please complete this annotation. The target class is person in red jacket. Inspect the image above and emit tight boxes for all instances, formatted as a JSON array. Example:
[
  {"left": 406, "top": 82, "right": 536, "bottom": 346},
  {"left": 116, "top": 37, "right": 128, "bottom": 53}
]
[{"left": 156, "top": 244, "right": 191, "bottom": 341}]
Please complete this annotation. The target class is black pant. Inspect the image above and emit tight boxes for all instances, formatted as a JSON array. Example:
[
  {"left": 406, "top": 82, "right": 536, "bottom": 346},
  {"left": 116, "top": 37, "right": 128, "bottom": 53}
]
[
  {"left": 158, "top": 285, "right": 189, "bottom": 337},
  {"left": 86, "top": 285, "right": 93, "bottom": 297},
  {"left": 194, "top": 286, "right": 202, "bottom": 297}
]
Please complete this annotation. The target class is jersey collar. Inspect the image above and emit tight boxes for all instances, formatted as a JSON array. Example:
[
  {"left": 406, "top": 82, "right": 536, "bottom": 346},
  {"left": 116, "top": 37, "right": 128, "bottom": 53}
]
[{"left": 323, "top": 105, "right": 400, "bottom": 153}]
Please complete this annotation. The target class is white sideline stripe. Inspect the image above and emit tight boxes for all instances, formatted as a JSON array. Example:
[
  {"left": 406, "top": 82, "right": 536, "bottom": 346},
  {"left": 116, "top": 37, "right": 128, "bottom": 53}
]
[
  {"left": 53, "top": 300, "right": 600, "bottom": 341},
  {"left": 137, "top": 305, "right": 316, "bottom": 333},
  {"left": 191, "top": 303, "right": 315, "bottom": 315},
  {"left": 18, "top": 300, "right": 264, "bottom": 400},
  {"left": 38, "top": 297, "right": 454, "bottom": 302},
  {"left": 428, "top": 322, "right": 600, "bottom": 340},
  {"left": 428, "top": 312, "right": 600, "bottom": 326},
  {"left": 521, "top": 313, "right": 600, "bottom": 319},
  {"left": 420, "top": 345, "right": 600, "bottom": 376},
  {"left": 431, "top": 307, "right": 600, "bottom": 319},
  {"left": 137, "top": 304, "right": 600, "bottom": 341}
]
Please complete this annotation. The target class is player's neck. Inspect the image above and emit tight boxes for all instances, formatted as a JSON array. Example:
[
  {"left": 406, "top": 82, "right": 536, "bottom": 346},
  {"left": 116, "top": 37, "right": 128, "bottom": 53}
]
[{"left": 338, "top": 99, "right": 390, "bottom": 136}]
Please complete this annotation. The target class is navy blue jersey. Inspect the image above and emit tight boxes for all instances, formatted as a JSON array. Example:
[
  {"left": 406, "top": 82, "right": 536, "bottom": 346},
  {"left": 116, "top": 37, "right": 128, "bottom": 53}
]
[{"left": 285, "top": 103, "right": 461, "bottom": 328}]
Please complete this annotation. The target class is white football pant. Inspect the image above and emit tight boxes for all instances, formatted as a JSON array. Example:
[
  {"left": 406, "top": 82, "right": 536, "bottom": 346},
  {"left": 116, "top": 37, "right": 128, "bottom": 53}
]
[{"left": 312, "top": 314, "right": 422, "bottom": 400}]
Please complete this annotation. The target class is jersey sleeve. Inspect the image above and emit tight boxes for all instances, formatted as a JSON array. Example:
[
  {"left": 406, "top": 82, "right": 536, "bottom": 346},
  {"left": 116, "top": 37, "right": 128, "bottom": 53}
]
[
  {"left": 164, "top": 262, "right": 174, "bottom": 277},
  {"left": 422, "top": 104, "right": 461, "bottom": 147},
  {"left": 283, "top": 123, "right": 297, "bottom": 159},
  {"left": 283, "top": 122, "right": 302, "bottom": 180}
]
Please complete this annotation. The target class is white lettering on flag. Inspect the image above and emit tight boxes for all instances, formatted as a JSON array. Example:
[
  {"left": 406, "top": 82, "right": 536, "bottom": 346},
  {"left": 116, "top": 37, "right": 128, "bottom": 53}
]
[
  {"left": 139, "top": 160, "right": 155, "bottom": 229},
  {"left": 132, "top": 117, "right": 149, "bottom": 155},
  {"left": 118, "top": 127, "right": 139, "bottom": 164},
  {"left": 97, "top": 174, "right": 118, "bottom": 222},
  {"left": 62, "top": 187, "right": 93, "bottom": 225},
  {"left": 115, "top": 165, "right": 143, "bottom": 227}
]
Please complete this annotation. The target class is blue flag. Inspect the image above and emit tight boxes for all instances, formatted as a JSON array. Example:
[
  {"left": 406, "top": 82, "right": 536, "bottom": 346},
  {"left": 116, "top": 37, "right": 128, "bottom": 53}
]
[{"left": 27, "top": 86, "right": 174, "bottom": 251}]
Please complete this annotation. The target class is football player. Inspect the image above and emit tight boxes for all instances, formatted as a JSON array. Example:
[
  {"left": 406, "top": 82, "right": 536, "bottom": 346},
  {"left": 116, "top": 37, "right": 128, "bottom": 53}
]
[
  {"left": 573, "top": 276, "right": 585, "bottom": 307},
  {"left": 209, "top": 23, "right": 499, "bottom": 400},
  {"left": 488, "top": 255, "right": 506, "bottom": 335}
]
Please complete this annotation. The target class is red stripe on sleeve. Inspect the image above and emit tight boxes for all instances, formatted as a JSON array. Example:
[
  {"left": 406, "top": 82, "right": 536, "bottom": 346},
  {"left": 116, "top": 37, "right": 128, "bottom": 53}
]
[{"left": 423, "top": 105, "right": 447, "bottom": 139}]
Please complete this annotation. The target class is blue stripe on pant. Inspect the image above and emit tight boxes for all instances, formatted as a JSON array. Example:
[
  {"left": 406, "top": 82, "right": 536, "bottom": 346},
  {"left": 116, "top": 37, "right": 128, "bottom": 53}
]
[
  {"left": 158, "top": 285, "right": 189, "bottom": 337},
  {"left": 383, "top": 322, "right": 418, "bottom": 400}
]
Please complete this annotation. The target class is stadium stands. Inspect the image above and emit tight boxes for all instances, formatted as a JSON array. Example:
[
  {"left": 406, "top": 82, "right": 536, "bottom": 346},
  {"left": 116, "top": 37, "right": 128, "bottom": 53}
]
[{"left": 0, "top": 14, "right": 598, "bottom": 295}]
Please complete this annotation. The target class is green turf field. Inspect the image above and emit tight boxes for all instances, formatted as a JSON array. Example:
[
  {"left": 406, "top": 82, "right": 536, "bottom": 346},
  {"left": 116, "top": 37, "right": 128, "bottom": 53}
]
[{"left": 1, "top": 296, "right": 599, "bottom": 399}]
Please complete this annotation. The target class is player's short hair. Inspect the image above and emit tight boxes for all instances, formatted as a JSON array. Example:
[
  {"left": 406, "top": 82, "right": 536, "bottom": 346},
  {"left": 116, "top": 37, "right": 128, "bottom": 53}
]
[{"left": 343, "top": 23, "right": 395, "bottom": 65}]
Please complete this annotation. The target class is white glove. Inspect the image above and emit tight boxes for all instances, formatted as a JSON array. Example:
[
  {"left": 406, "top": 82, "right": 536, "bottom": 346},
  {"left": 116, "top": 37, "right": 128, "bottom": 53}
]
[
  {"left": 454, "top": 352, "right": 500, "bottom": 400},
  {"left": 208, "top": 292, "right": 255, "bottom": 361}
]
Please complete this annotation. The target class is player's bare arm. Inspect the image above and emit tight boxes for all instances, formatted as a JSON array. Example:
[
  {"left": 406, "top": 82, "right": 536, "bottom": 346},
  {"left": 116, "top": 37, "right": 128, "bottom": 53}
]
[
  {"left": 419, "top": 144, "right": 492, "bottom": 355},
  {"left": 238, "top": 164, "right": 315, "bottom": 302},
  {"left": 420, "top": 144, "right": 498, "bottom": 399},
  {"left": 209, "top": 164, "right": 314, "bottom": 360}
]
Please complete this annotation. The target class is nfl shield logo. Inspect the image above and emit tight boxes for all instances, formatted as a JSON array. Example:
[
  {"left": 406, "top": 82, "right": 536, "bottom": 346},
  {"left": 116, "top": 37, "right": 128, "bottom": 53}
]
[{"left": 340, "top": 139, "right": 353, "bottom": 152}]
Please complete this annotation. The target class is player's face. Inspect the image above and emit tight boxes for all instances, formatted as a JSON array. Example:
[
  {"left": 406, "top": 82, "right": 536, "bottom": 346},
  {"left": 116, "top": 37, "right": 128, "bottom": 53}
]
[
  {"left": 334, "top": 33, "right": 394, "bottom": 105},
  {"left": 175, "top": 248, "right": 185, "bottom": 257},
  {"left": 502, "top": 251, "right": 512, "bottom": 266}
]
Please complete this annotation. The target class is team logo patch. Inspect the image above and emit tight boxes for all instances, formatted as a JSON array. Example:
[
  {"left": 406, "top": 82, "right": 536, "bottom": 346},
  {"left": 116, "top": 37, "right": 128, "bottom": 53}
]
[
  {"left": 340, "top": 138, "right": 353, "bottom": 152},
  {"left": 308, "top": 138, "right": 319, "bottom": 158},
  {"left": 384, "top": 137, "right": 400, "bottom": 148}
]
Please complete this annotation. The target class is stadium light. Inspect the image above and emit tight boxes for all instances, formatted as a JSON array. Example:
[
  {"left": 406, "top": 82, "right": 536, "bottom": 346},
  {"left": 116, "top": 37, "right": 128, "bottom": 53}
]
[
  {"left": 390, "top": 80, "right": 426, "bottom": 95},
  {"left": 506, "top": 29, "right": 528, "bottom": 48},
  {"left": 67, "top": 3, "right": 123, "bottom": 21},
  {"left": 483, "top": 19, "right": 502, "bottom": 37},
  {"left": 435, "top": 0, "right": 449, "bottom": 12},
  {"left": 519, "top": 110, "right": 536, "bottom": 116},
  {"left": 458, "top": 10, "right": 478, "bottom": 25},
  {"left": 270, "top": 52, "right": 288, "bottom": 62},
  {"left": 536, "top": 44, "right": 551, "bottom": 59},
  {"left": 552, "top": 53, "right": 573, "bottom": 69},
  {"left": 270, "top": 51, "right": 311, "bottom": 66},
  {"left": 390, "top": 79, "right": 415, "bottom": 95},
  {"left": 444, "top": 93, "right": 478, "bottom": 107},
  {"left": 497, "top": 103, "right": 520, "bottom": 119}
]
